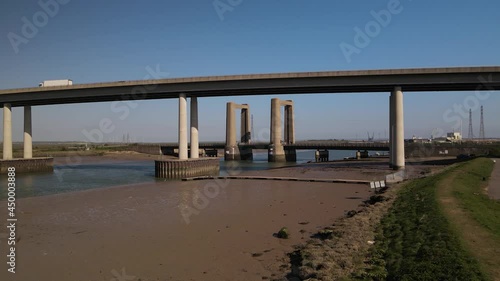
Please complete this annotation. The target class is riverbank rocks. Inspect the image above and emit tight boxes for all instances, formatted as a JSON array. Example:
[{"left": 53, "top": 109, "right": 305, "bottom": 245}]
[{"left": 277, "top": 227, "right": 290, "bottom": 239}]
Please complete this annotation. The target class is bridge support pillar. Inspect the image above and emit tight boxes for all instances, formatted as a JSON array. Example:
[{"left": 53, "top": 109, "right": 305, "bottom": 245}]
[
  {"left": 0, "top": 105, "right": 53, "bottom": 174},
  {"left": 241, "top": 107, "right": 251, "bottom": 143},
  {"left": 240, "top": 106, "right": 253, "bottom": 160},
  {"left": 225, "top": 102, "right": 239, "bottom": 160},
  {"left": 3, "top": 103, "right": 12, "bottom": 160},
  {"left": 389, "top": 94, "right": 394, "bottom": 168},
  {"left": 269, "top": 98, "right": 284, "bottom": 162},
  {"left": 24, "top": 106, "right": 33, "bottom": 159},
  {"left": 225, "top": 102, "right": 253, "bottom": 161},
  {"left": 390, "top": 87, "right": 405, "bottom": 170},
  {"left": 284, "top": 104, "right": 295, "bottom": 144},
  {"left": 190, "top": 97, "right": 199, "bottom": 159},
  {"left": 178, "top": 94, "right": 188, "bottom": 160},
  {"left": 268, "top": 98, "right": 295, "bottom": 162}
]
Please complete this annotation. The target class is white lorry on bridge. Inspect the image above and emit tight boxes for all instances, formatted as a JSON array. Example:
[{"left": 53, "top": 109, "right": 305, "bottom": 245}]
[{"left": 38, "top": 79, "right": 73, "bottom": 87}]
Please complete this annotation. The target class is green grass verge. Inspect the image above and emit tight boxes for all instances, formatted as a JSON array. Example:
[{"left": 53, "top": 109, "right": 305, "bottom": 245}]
[
  {"left": 452, "top": 158, "right": 500, "bottom": 239},
  {"left": 353, "top": 164, "right": 488, "bottom": 280}
]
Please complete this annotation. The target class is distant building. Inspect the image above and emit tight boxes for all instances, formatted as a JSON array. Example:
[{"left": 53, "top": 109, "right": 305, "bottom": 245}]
[
  {"left": 408, "top": 135, "right": 432, "bottom": 144},
  {"left": 446, "top": 132, "right": 462, "bottom": 142}
]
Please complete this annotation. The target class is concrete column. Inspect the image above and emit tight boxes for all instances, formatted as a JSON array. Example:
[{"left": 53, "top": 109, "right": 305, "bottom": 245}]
[
  {"left": 240, "top": 106, "right": 251, "bottom": 144},
  {"left": 225, "top": 102, "right": 239, "bottom": 160},
  {"left": 270, "top": 98, "right": 281, "bottom": 146},
  {"left": 393, "top": 87, "right": 405, "bottom": 169},
  {"left": 289, "top": 105, "right": 295, "bottom": 144},
  {"left": 240, "top": 108, "right": 247, "bottom": 143},
  {"left": 226, "top": 102, "right": 236, "bottom": 147},
  {"left": 245, "top": 108, "right": 251, "bottom": 143},
  {"left": 285, "top": 103, "right": 295, "bottom": 144},
  {"left": 190, "top": 97, "right": 199, "bottom": 159},
  {"left": 389, "top": 94, "right": 394, "bottom": 168},
  {"left": 240, "top": 108, "right": 246, "bottom": 143},
  {"left": 269, "top": 98, "right": 285, "bottom": 162},
  {"left": 178, "top": 94, "right": 188, "bottom": 160},
  {"left": 284, "top": 106, "right": 289, "bottom": 144},
  {"left": 240, "top": 105, "right": 253, "bottom": 160},
  {"left": 279, "top": 100, "right": 296, "bottom": 162},
  {"left": 3, "top": 103, "right": 12, "bottom": 160},
  {"left": 24, "top": 106, "right": 32, "bottom": 159}
]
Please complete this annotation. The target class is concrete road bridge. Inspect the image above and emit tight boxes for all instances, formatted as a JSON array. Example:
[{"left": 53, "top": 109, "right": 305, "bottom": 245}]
[{"left": 1, "top": 66, "right": 499, "bottom": 176}]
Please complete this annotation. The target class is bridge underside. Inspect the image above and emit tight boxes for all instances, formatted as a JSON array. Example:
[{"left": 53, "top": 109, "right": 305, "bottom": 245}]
[{"left": 1, "top": 67, "right": 499, "bottom": 107}]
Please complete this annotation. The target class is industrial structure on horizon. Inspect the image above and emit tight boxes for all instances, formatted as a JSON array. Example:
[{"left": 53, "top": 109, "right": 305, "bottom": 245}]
[{"left": 468, "top": 106, "right": 486, "bottom": 140}]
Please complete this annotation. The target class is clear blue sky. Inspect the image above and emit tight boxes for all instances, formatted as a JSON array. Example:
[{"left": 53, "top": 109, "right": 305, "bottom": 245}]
[{"left": 1, "top": 0, "right": 499, "bottom": 142}]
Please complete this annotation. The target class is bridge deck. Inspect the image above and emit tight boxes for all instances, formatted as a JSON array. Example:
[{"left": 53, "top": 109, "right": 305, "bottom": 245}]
[{"left": 1, "top": 66, "right": 499, "bottom": 106}]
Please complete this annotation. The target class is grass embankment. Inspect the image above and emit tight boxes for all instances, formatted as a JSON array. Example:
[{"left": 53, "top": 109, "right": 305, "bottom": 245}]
[
  {"left": 448, "top": 158, "right": 499, "bottom": 237},
  {"left": 438, "top": 158, "right": 500, "bottom": 280},
  {"left": 355, "top": 159, "right": 497, "bottom": 280}
]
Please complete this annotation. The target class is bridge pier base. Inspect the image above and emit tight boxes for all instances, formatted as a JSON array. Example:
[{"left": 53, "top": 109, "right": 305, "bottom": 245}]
[
  {"left": 285, "top": 147, "right": 297, "bottom": 162},
  {"left": 155, "top": 158, "right": 220, "bottom": 179},
  {"left": 268, "top": 145, "right": 296, "bottom": 162},
  {"left": 0, "top": 157, "right": 54, "bottom": 174},
  {"left": 315, "top": 149, "right": 328, "bottom": 162},
  {"left": 240, "top": 147, "right": 253, "bottom": 160},
  {"left": 225, "top": 146, "right": 239, "bottom": 160},
  {"left": 268, "top": 145, "right": 286, "bottom": 162},
  {"left": 224, "top": 146, "right": 253, "bottom": 161}
]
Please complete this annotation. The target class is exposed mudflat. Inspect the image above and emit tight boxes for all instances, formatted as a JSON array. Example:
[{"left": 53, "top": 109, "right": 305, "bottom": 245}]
[{"left": 0, "top": 154, "right": 456, "bottom": 281}]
